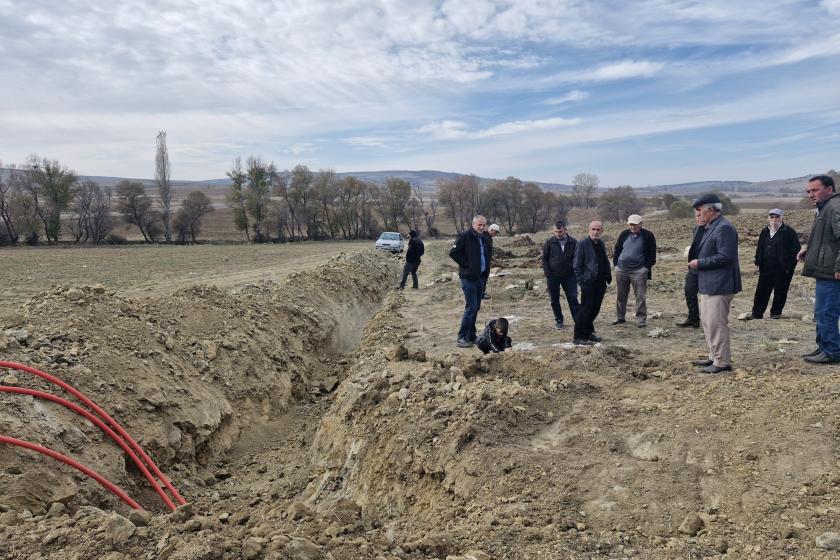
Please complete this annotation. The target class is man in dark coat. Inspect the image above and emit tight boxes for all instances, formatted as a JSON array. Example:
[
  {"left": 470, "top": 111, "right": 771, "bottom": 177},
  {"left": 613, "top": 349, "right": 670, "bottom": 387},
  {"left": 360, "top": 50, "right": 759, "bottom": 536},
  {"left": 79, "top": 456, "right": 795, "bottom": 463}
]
[
  {"left": 612, "top": 214, "right": 656, "bottom": 328},
  {"left": 449, "top": 215, "right": 491, "bottom": 348},
  {"left": 542, "top": 220, "right": 579, "bottom": 330},
  {"left": 747, "top": 208, "right": 800, "bottom": 319},
  {"left": 688, "top": 193, "right": 742, "bottom": 374},
  {"left": 573, "top": 221, "right": 611, "bottom": 345},
  {"left": 399, "top": 230, "right": 425, "bottom": 290},
  {"left": 798, "top": 175, "right": 840, "bottom": 364}
]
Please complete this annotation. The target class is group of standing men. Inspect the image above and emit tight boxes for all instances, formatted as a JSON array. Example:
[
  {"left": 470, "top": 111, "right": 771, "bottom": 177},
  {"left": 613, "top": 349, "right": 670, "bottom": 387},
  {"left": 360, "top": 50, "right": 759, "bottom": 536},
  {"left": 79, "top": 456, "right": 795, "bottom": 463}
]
[{"left": 450, "top": 174, "right": 840, "bottom": 370}]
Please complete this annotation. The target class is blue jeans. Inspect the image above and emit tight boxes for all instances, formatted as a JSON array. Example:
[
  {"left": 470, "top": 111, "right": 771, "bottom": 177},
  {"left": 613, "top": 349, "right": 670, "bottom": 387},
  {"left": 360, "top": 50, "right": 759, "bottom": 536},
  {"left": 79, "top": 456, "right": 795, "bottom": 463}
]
[
  {"left": 815, "top": 279, "right": 840, "bottom": 358},
  {"left": 458, "top": 277, "right": 482, "bottom": 341}
]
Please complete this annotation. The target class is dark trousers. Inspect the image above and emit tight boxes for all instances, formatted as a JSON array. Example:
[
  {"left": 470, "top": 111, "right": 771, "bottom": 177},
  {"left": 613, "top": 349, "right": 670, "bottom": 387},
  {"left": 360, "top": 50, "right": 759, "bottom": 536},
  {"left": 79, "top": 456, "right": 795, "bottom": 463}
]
[
  {"left": 480, "top": 271, "right": 490, "bottom": 297},
  {"left": 400, "top": 261, "right": 420, "bottom": 289},
  {"left": 458, "top": 277, "right": 482, "bottom": 341},
  {"left": 684, "top": 271, "right": 700, "bottom": 322},
  {"left": 751, "top": 265, "right": 794, "bottom": 317},
  {"left": 547, "top": 274, "right": 580, "bottom": 323},
  {"left": 574, "top": 281, "right": 606, "bottom": 340}
]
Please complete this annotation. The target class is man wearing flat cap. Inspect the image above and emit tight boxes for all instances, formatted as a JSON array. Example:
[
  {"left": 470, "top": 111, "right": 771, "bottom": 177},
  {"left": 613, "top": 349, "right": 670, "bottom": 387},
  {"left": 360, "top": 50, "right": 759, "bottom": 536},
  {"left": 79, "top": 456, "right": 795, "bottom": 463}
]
[
  {"left": 747, "top": 208, "right": 800, "bottom": 320},
  {"left": 612, "top": 214, "right": 657, "bottom": 328},
  {"left": 688, "top": 193, "right": 742, "bottom": 373}
]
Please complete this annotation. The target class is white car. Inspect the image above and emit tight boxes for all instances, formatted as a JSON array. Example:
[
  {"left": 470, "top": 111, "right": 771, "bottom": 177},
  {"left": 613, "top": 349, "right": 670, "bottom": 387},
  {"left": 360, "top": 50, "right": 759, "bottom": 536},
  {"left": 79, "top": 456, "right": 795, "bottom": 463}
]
[{"left": 375, "top": 232, "right": 404, "bottom": 253}]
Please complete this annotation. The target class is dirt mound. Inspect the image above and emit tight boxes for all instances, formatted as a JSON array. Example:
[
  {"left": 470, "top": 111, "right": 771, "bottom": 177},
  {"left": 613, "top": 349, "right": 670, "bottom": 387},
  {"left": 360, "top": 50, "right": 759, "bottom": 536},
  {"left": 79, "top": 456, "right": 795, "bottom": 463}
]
[
  {"left": 507, "top": 235, "right": 535, "bottom": 247},
  {"left": 0, "top": 252, "right": 398, "bottom": 518}
]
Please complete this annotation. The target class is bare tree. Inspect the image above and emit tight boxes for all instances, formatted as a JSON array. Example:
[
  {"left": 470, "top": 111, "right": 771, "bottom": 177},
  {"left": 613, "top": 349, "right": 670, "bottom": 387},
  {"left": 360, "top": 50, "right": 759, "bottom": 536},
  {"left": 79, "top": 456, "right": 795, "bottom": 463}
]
[
  {"left": 437, "top": 175, "right": 481, "bottom": 233},
  {"left": 116, "top": 180, "right": 156, "bottom": 242},
  {"left": 245, "top": 157, "right": 273, "bottom": 242},
  {"left": 0, "top": 162, "right": 19, "bottom": 245},
  {"left": 225, "top": 157, "right": 249, "bottom": 241},
  {"left": 69, "top": 181, "right": 113, "bottom": 243},
  {"left": 155, "top": 131, "right": 173, "bottom": 242},
  {"left": 486, "top": 177, "right": 522, "bottom": 235},
  {"left": 411, "top": 184, "right": 438, "bottom": 235},
  {"left": 312, "top": 168, "right": 338, "bottom": 238},
  {"left": 173, "top": 190, "right": 214, "bottom": 243},
  {"left": 598, "top": 185, "right": 643, "bottom": 222},
  {"left": 25, "top": 156, "right": 78, "bottom": 244},
  {"left": 519, "top": 183, "right": 554, "bottom": 233},
  {"left": 572, "top": 172, "right": 599, "bottom": 208}
]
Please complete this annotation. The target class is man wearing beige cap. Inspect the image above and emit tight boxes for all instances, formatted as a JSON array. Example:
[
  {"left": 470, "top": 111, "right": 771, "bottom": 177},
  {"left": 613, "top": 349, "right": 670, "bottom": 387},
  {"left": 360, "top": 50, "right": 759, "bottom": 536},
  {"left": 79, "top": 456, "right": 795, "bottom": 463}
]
[
  {"left": 747, "top": 208, "right": 800, "bottom": 320},
  {"left": 612, "top": 214, "right": 657, "bottom": 328}
]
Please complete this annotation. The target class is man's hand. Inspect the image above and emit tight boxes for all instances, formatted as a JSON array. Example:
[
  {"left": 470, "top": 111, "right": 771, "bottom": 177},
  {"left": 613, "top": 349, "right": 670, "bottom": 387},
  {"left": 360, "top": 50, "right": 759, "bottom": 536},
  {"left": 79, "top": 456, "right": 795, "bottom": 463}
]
[
  {"left": 797, "top": 249, "right": 807, "bottom": 262},
  {"left": 504, "top": 347, "right": 512, "bottom": 353},
  {"left": 688, "top": 259, "right": 699, "bottom": 270},
  {"left": 836, "top": 272, "right": 840, "bottom": 280}
]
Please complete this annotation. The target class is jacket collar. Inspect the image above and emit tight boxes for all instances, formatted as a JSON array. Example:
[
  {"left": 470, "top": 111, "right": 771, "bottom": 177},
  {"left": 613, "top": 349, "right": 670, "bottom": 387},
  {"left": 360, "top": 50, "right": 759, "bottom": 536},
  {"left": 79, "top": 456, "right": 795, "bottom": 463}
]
[{"left": 697, "top": 215, "right": 724, "bottom": 251}]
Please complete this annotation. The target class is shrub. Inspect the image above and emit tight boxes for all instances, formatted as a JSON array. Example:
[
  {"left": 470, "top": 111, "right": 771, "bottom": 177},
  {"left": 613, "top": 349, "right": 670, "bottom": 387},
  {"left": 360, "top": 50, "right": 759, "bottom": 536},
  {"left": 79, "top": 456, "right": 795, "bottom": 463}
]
[
  {"left": 668, "top": 200, "right": 694, "bottom": 218},
  {"left": 105, "top": 232, "right": 127, "bottom": 245}
]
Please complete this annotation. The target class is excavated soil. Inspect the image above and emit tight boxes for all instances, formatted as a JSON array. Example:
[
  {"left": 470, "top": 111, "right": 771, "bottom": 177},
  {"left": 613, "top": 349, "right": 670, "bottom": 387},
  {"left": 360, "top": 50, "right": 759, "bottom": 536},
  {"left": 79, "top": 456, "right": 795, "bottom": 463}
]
[{"left": 2, "top": 210, "right": 840, "bottom": 560}]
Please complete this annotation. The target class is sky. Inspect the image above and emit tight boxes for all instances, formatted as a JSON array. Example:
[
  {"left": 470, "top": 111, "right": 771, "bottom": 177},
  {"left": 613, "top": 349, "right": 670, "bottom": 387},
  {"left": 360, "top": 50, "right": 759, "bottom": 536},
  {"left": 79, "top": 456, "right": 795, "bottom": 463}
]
[{"left": 1, "top": 0, "right": 840, "bottom": 186}]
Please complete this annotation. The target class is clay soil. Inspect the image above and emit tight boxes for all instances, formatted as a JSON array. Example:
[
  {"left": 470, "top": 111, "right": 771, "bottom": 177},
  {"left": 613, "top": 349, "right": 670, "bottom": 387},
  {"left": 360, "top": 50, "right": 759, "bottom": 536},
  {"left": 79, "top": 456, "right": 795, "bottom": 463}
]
[{"left": 2, "top": 210, "right": 840, "bottom": 560}]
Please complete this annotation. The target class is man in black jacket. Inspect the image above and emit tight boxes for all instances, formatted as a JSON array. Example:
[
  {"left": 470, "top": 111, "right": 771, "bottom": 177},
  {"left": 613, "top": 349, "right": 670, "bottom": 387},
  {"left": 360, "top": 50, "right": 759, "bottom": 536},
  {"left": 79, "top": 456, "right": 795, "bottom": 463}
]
[
  {"left": 612, "top": 214, "right": 656, "bottom": 328},
  {"left": 573, "top": 221, "right": 611, "bottom": 345},
  {"left": 399, "top": 230, "right": 425, "bottom": 290},
  {"left": 542, "top": 221, "right": 579, "bottom": 329},
  {"left": 748, "top": 209, "right": 800, "bottom": 319},
  {"left": 450, "top": 215, "right": 491, "bottom": 347}
]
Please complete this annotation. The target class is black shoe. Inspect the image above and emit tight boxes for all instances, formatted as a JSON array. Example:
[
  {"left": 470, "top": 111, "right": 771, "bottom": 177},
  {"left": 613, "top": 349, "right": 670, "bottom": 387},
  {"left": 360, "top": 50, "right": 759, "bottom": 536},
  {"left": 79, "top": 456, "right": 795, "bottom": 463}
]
[
  {"left": 676, "top": 319, "right": 700, "bottom": 328},
  {"left": 456, "top": 338, "right": 473, "bottom": 348},
  {"left": 589, "top": 334, "right": 602, "bottom": 343},
  {"left": 481, "top": 293, "right": 490, "bottom": 299},
  {"left": 611, "top": 319, "right": 626, "bottom": 326},
  {"left": 397, "top": 286, "right": 404, "bottom": 290},
  {"left": 804, "top": 352, "right": 840, "bottom": 364},
  {"left": 692, "top": 359, "right": 714, "bottom": 367},
  {"left": 801, "top": 348, "right": 822, "bottom": 358},
  {"left": 554, "top": 320, "right": 564, "bottom": 330},
  {"left": 770, "top": 314, "right": 782, "bottom": 319},
  {"left": 745, "top": 313, "right": 761, "bottom": 320},
  {"left": 700, "top": 364, "right": 732, "bottom": 374},
  {"left": 573, "top": 338, "right": 594, "bottom": 346},
  {"left": 637, "top": 323, "right": 647, "bottom": 329}
]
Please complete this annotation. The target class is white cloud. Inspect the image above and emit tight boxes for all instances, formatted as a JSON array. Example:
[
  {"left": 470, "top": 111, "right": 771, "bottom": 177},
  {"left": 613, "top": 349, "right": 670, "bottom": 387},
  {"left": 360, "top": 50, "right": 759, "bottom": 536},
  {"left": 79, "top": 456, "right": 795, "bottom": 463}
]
[
  {"left": 418, "top": 117, "right": 580, "bottom": 140},
  {"left": 822, "top": 0, "right": 840, "bottom": 15},
  {"left": 580, "top": 60, "right": 665, "bottom": 82},
  {"left": 544, "top": 90, "right": 589, "bottom": 105}
]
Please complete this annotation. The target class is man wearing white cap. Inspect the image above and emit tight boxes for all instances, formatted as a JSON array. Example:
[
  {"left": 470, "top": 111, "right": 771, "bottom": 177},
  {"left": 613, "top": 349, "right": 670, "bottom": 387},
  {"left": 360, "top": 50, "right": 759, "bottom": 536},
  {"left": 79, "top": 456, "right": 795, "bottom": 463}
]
[
  {"left": 612, "top": 214, "right": 657, "bottom": 328},
  {"left": 480, "top": 224, "right": 501, "bottom": 299},
  {"left": 748, "top": 208, "right": 800, "bottom": 320}
]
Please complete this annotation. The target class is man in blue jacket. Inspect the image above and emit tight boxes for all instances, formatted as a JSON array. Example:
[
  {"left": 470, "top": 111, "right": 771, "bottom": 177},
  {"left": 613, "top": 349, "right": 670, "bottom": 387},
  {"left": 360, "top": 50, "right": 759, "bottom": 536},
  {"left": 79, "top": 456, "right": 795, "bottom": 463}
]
[
  {"left": 688, "top": 194, "right": 742, "bottom": 373},
  {"left": 449, "top": 215, "right": 491, "bottom": 348},
  {"left": 573, "top": 221, "right": 611, "bottom": 345}
]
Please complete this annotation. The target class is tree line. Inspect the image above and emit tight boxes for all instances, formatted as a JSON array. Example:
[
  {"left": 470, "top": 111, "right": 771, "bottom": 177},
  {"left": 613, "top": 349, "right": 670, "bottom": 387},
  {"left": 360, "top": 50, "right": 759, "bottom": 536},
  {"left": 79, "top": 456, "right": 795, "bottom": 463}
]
[
  {"left": 223, "top": 162, "right": 621, "bottom": 241},
  {"left": 0, "top": 133, "right": 214, "bottom": 246}
]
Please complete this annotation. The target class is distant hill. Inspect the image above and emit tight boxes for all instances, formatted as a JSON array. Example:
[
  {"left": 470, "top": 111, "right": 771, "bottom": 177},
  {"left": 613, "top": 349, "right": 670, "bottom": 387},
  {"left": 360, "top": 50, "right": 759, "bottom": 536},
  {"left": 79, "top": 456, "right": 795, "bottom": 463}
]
[{"left": 0, "top": 168, "right": 817, "bottom": 196}]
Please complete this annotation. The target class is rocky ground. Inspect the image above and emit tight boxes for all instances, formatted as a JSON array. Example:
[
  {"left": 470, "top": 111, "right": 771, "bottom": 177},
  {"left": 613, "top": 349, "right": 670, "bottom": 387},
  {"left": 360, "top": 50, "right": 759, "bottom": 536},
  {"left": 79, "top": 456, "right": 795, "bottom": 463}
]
[{"left": 2, "top": 210, "right": 840, "bottom": 559}]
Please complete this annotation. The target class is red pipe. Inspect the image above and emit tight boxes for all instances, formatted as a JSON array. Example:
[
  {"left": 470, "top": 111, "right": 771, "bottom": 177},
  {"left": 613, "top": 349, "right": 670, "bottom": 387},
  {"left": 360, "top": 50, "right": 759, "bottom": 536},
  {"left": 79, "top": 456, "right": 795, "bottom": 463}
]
[
  {"left": 0, "top": 435, "right": 143, "bottom": 510},
  {"left": 0, "top": 386, "right": 176, "bottom": 510},
  {"left": 0, "top": 361, "right": 185, "bottom": 505}
]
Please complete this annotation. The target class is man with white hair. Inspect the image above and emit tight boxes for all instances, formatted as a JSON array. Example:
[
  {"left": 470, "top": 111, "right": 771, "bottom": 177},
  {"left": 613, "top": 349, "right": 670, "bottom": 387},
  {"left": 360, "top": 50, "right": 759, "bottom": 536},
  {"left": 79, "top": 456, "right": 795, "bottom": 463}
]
[
  {"left": 450, "top": 215, "right": 492, "bottom": 347},
  {"left": 573, "top": 221, "right": 611, "bottom": 345},
  {"left": 688, "top": 194, "right": 742, "bottom": 373},
  {"left": 747, "top": 208, "right": 800, "bottom": 320},
  {"left": 612, "top": 214, "right": 657, "bottom": 328}
]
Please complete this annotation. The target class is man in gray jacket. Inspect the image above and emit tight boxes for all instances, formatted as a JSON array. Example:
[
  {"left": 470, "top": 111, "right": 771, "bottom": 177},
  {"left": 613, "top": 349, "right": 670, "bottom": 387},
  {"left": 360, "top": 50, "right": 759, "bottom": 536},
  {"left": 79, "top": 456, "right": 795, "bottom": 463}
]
[
  {"left": 798, "top": 175, "right": 840, "bottom": 364},
  {"left": 688, "top": 194, "right": 742, "bottom": 373}
]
